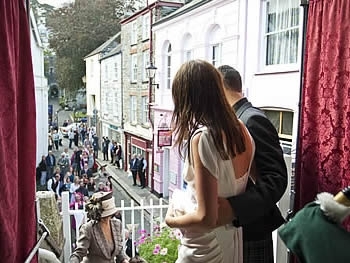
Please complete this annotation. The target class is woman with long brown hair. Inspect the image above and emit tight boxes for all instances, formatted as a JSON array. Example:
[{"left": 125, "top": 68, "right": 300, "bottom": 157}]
[{"left": 165, "top": 60, "right": 255, "bottom": 263}]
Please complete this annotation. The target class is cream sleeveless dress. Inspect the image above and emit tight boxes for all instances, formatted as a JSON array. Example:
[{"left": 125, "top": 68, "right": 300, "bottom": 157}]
[{"left": 174, "top": 127, "right": 255, "bottom": 263}]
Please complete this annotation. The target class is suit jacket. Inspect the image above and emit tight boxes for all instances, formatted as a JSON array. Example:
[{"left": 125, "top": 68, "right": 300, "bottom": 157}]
[
  {"left": 70, "top": 218, "right": 128, "bottom": 263},
  {"left": 45, "top": 154, "right": 56, "bottom": 167},
  {"left": 228, "top": 98, "right": 288, "bottom": 240}
]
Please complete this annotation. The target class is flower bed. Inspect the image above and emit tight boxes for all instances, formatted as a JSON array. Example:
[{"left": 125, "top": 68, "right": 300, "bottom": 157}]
[{"left": 136, "top": 224, "right": 182, "bottom": 263}]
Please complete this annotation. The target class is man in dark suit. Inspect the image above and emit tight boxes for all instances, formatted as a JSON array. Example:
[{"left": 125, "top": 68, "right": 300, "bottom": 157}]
[
  {"left": 129, "top": 154, "right": 139, "bottom": 186},
  {"left": 45, "top": 150, "right": 56, "bottom": 180},
  {"left": 218, "top": 65, "right": 288, "bottom": 263}
]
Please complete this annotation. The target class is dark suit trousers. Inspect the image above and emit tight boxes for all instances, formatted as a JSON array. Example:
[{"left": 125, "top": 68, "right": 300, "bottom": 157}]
[{"left": 131, "top": 170, "right": 137, "bottom": 185}]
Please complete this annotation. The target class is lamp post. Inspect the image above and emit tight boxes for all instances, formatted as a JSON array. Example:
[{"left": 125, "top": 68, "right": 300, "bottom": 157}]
[
  {"left": 145, "top": 64, "right": 158, "bottom": 193},
  {"left": 145, "top": 64, "right": 159, "bottom": 126}
]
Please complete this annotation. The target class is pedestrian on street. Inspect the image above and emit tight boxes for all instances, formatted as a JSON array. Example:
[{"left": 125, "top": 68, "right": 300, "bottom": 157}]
[
  {"left": 92, "top": 134, "right": 99, "bottom": 159},
  {"left": 109, "top": 140, "right": 115, "bottom": 164},
  {"left": 37, "top": 155, "right": 47, "bottom": 186},
  {"left": 52, "top": 130, "right": 59, "bottom": 150},
  {"left": 137, "top": 154, "right": 147, "bottom": 189},
  {"left": 45, "top": 150, "right": 56, "bottom": 180},
  {"left": 129, "top": 154, "right": 139, "bottom": 186},
  {"left": 68, "top": 129, "right": 74, "bottom": 149}
]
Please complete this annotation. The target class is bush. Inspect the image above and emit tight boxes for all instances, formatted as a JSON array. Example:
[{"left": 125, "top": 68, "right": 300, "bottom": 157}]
[{"left": 136, "top": 224, "right": 182, "bottom": 263}]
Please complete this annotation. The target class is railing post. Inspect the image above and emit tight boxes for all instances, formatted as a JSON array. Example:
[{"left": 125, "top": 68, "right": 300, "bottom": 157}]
[
  {"left": 140, "top": 199, "right": 145, "bottom": 234},
  {"left": 120, "top": 200, "right": 126, "bottom": 254},
  {"left": 62, "top": 191, "right": 71, "bottom": 263},
  {"left": 159, "top": 198, "right": 163, "bottom": 223},
  {"left": 150, "top": 199, "right": 154, "bottom": 238}
]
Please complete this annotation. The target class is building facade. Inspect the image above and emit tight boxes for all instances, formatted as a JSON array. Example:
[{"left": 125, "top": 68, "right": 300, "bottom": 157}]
[
  {"left": 120, "top": 1, "right": 183, "bottom": 195},
  {"left": 30, "top": 9, "right": 48, "bottom": 164},
  {"left": 152, "top": 0, "right": 302, "bottom": 197},
  {"left": 84, "top": 33, "right": 121, "bottom": 136},
  {"left": 99, "top": 45, "right": 125, "bottom": 159},
  {"left": 152, "top": 0, "right": 242, "bottom": 197}
]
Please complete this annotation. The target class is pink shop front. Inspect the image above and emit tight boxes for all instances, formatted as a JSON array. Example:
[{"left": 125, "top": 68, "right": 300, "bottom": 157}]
[{"left": 152, "top": 109, "right": 185, "bottom": 198}]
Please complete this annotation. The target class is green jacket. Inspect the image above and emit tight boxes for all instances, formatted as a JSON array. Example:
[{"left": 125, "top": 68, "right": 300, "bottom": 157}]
[{"left": 279, "top": 202, "right": 350, "bottom": 263}]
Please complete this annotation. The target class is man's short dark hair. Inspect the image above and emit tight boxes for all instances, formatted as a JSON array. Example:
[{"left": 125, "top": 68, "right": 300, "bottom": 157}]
[{"left": 217, "top": 65, "right": 242, "bottom": 93}]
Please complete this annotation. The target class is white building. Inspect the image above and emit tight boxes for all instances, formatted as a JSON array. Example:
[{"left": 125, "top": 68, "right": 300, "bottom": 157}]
[
  {"left": 99, "top": 44, "right": 124, "bottom": 147},
  {"left": 30, "top": 9, "right": 48, "bottom": 164},
  {"left": 84, "top": 33, "right": 121, "bottom": 134},
  {"left": 152, "top": 0, "right": 301, "bottom": 195}
]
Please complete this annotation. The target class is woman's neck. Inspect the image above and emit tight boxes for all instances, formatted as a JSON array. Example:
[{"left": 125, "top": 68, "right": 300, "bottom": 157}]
[{"left": 99, "top": 217, "right": 110, "bottom": 226}]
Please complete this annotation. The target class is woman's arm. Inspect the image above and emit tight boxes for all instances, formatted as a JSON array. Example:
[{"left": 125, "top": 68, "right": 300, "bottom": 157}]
[
  {"left": 166, "top": 133, "right": 218, "bottom": 231},
  {"left": 69, "top": 223, "right": 91, "bottom": 263}
]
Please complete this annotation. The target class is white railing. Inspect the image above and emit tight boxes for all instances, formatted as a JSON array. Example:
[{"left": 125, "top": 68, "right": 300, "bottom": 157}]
[{"left": 61, "top": 191, "right": 169, "bottom": 263}]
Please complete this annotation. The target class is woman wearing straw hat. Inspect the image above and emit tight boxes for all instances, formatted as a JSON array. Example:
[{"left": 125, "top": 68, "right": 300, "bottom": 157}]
[{"left": 70, "top": 191, "right": 129, "bottom": 263}]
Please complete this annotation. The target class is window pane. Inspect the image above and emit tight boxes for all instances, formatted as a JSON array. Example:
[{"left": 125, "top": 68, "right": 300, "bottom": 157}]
[
  {"left": 281, "top": 111, "right": 293, "bottom": 135},
  {"left": 265, "top": 0, "right": 299, "bottom": 65},
  {"left": 264, "top": 110, "right": 280, "bottom": 132}
]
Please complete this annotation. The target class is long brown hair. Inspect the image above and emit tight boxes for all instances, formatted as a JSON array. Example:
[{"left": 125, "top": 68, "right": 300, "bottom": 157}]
[{"left": 171, "top": 60, "right": 246, "bottom": 160}]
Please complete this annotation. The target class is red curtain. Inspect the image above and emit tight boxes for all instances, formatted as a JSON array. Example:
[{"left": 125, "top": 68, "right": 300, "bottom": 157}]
[
  {"left": 294, "top": 0, "right": 350, "bottom": 230},
  {"left": 0, "top": 1, "right": 37, "bottom": 262}
]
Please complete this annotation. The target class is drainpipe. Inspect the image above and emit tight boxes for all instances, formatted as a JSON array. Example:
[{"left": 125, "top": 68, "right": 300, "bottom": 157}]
[
  {"left": 149, "top": 6, "right": 155, "bottom": 192},
  {"left": 291, "top": 0, "right": 309, "bottom": 215}
]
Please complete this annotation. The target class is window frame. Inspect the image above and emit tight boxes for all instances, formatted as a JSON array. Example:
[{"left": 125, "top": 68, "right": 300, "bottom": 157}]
[
  {"left": 166, "top": 44, "right": 172, "bottom": 89},
  {"left": 259, "top": 0, "right": 301, "bottom": 72},
  {"left": 142, "top": 13, "right": 150, "bottom": 41},
  {"left": 141, "top": 96, "right": 149, "bottom": 125},
  {"left": 211, "top": 44, "right": 221, "bottom": 67},
  {"left": 131, "top": 21, "right": 138, "bottom": 45},
  {"left": 130, "top": 95, "right": 137, "bottom": 124},
  {"left": 130, "top": 54, "right": 137, "bottom": 83},
  {"left": 142, "top": 51, "right": 149, "bottom": 82},
  {"left": 261, "top": 108, "right": 293, "bottom": 140}
]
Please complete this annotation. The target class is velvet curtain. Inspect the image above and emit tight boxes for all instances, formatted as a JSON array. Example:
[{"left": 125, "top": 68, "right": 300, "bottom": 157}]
[
  {"left": 294, "top": 0, "right": 350, "bottom": 230},
  {"left": 0, "top": 1, "right": 37, "bottom": 262}
]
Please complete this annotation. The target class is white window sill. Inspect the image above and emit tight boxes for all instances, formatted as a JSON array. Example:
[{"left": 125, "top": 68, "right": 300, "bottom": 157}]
[{"left": 255, "top": 64, "right": 300, "bottom": 75}]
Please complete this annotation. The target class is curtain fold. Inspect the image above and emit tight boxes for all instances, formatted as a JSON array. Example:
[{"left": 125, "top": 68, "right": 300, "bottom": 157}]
[
  {"left": 294, "top": 0, "right": 350, "bottom": 230},
  {"left": 0, "top": 0, "right": 37, "bottom": 262}
]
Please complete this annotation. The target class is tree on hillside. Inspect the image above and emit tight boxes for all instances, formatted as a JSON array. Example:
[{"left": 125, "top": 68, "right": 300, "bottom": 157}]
[{"left": 46, "top": 0, "right": 140, "bottom": 95}]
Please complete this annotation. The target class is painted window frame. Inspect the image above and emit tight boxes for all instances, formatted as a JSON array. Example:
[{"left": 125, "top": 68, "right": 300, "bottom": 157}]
[
  {"left": 141, "top": 96, "right": 149, "bottom": 125},
  {"left": 260, "top": 0, "right": 301, "bottom": 71},
  {"left": 131, "top": 21, "right": 138, "bottom": 45},
  {"left": 130, "top": 95, "right": 137, "bottom": 124},
  {"left": 166, "top": 44, "right": 172, "bottom": 89},
  {"left": 142, "top": 51, "right": 150, "bottom": 82},
  {"left": 142, "top": 13, "right": 150, "bottom": 40},
  {"left": 131, "top": 54, "right": 137, "bottom": 83}
]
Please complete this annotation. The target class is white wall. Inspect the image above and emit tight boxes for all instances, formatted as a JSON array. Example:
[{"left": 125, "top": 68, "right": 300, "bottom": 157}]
[
  {"left": 31, "top": 9, "right": 48, "bottom": 164},
  {"left": 153, "top": 0, "right": 240, "bottom": 110},
  {"left": 244, "top": 0, "right": 303, "bottom": 153},
  {"left": 85, "top": 54, "right": 101, "bottom": 122}
]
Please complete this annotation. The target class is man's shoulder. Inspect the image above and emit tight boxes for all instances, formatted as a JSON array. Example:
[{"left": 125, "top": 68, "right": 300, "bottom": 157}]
[{"left": 238, "top": 101, "right": 267, "bottom": 123}]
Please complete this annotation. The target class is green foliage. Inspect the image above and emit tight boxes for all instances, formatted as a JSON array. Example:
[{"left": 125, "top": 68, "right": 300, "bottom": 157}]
[
  {"left": 59, "top": 96, "right": 66, "bottom": 107},
  {"left": 45, "top": 0, "right": 139, "bottom": 94},
  {"left": 136, "top": 225, "right": 182, "bottom": 263}
]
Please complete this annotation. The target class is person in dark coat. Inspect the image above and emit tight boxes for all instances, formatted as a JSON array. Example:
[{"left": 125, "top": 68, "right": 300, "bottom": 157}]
[
  {"left": 37, "top": 155, "right": 47, "bottom": 186},
  {"left": 45, "top": 150, "right": 56, "bottom": 180},
  {"left": 217, "top": 65, "right": 288, "bottom": 263}
]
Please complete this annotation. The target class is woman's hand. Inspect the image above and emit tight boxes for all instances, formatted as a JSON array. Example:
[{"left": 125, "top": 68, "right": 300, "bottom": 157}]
[
  {"left": 165, "top": 203, "right": 175, "bottom": 227},
  {"left": 216, "top": 197, "right": 235, "bottom": 226}
]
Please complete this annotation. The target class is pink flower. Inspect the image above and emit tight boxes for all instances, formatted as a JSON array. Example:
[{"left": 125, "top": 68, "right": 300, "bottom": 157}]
[{"left": 154, "top": 244, "right": 161, "bottom": 250}]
